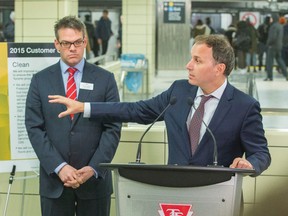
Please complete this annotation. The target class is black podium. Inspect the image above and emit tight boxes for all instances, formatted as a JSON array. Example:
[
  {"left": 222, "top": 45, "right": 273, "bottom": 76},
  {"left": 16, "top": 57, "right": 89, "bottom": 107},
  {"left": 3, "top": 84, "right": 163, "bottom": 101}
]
[{"left": 100, "top": 163, "right": 254, "bottom": 216}]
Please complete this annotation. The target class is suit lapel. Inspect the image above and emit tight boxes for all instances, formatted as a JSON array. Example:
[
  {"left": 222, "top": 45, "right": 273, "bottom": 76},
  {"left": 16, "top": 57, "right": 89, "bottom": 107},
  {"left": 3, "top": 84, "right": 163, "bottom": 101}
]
[
  {"left": 48, "top": 62, "right": 66, "bottom": 96},
  {"left": 47, "top": 62, "right": 72, "bottom": 124},
  {"left": 181, "top": 85, "right": 198, "bottom": 126},
  {"left": 77, "top": 62, "right": 96, "bottom": 102},
  {"left": 49, "top": 62, "right": 71, "bottom": 123},
  {"left": 181, "top": 85, "right": 198, "bottom": 156},
  {"left": 200, "top": 82, "right": 234, "bottom": 144}
]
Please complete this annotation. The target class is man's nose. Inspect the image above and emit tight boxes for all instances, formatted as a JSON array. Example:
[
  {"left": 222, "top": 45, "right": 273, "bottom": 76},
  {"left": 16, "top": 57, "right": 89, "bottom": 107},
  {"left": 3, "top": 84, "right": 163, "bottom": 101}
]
[{"left": 186, "top": 60, "right": 193, "bottom": 69}]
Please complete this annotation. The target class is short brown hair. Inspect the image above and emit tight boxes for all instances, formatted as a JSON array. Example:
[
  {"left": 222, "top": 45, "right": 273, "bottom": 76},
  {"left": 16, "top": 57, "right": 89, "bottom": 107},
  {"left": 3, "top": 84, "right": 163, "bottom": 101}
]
[
  {"left": 194, "top": 34, "right": 235, "bottom": 76},
  {"left": 54, "top": 15, "right": 86, "bottom": 40}
]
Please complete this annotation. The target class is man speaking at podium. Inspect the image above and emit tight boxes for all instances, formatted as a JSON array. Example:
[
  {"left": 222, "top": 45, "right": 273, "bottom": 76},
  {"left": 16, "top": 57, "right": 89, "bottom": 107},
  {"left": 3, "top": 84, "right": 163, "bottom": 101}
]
[{"left": 49, "top": 34, "right": 271, "bottom": 177}]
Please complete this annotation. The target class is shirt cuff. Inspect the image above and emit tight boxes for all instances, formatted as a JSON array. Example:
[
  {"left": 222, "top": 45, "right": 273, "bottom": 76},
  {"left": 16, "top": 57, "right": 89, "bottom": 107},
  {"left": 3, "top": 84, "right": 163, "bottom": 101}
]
[
  {"left": 91, "top": 167, "right": 98, "bottom": 178},
  {"left": 83, "top": 102, "right": 91, "bottom": 118},
  {"left": 54, "top": 162, "right": 67, "bottom": 174}
]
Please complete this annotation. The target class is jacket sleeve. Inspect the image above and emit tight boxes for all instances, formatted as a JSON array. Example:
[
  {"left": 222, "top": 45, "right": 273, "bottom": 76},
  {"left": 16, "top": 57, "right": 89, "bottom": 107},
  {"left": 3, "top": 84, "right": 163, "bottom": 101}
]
[{"left": 242, "top": 100, "right": 271, "bottom": 176}]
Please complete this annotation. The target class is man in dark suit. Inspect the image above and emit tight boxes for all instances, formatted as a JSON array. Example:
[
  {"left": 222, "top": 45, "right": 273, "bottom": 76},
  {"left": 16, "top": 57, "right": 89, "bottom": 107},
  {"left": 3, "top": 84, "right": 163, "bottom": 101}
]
[
  {"left": 96, "top": 9, "right": 113, "bottom": 55},
  {"left": 25, "top": 16, "right": 121, "bottom": 216},
  {"left": 49, "top": 34, "right": 271, "bottom": 176}
]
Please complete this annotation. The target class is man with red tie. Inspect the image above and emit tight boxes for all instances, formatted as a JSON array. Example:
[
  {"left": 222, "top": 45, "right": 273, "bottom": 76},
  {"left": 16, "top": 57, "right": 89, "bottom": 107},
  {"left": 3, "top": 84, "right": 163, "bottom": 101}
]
[{"left": 25, "top": 15, "right": 121, "bottom": 216}]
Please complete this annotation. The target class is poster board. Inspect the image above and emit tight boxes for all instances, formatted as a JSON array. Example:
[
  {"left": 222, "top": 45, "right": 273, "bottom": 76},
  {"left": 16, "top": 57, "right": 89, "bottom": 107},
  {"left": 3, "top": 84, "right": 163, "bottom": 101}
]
[{"left": 0, "top": 42, "right": 60, "bottom": 173}]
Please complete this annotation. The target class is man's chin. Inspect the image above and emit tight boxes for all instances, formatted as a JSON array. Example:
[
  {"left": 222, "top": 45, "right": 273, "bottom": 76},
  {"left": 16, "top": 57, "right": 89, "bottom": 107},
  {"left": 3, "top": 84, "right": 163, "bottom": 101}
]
[
  {"left": 67, "top": 58, "right": 80, "bottom": 66},
  {"left": 188, "top": 79, "right": 196, "bottom": 86}
]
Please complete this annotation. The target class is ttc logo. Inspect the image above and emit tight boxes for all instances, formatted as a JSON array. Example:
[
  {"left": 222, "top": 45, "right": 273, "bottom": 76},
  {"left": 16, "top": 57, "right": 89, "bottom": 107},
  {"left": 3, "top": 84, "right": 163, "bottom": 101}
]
[{"left": 158, "top": 203, "right": 193, "bottom": 216}]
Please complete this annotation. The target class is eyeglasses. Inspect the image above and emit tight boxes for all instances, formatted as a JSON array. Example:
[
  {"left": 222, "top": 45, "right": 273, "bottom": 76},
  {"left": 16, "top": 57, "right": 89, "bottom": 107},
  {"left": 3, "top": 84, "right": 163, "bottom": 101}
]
[{"left": 59, "top": 39, "right": 84, "bottom": 48}]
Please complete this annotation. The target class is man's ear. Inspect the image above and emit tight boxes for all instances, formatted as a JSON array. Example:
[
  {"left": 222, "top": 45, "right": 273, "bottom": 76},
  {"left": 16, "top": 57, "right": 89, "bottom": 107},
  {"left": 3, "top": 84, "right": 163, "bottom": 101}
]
[
  {"left": 216, "top": 63, "right": 226, "bottom": 75},
  {"left": 54, "top": 39, "right": 61, "bottom": 52},
  {"left": 83, "top": 37, "right": 88, "bottom": 48}
]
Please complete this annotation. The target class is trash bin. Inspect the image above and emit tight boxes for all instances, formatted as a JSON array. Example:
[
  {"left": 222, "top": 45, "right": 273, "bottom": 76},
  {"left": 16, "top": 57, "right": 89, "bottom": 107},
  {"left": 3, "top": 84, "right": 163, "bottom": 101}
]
[{"left": 120, "top": 54, "right": 147, "bottom": 93}]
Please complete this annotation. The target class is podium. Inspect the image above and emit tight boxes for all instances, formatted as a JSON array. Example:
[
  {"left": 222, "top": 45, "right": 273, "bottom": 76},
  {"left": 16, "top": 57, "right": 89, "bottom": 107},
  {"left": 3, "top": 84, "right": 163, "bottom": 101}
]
[{"left": 100, "top": 163, "right": 255, "bottom": 216}]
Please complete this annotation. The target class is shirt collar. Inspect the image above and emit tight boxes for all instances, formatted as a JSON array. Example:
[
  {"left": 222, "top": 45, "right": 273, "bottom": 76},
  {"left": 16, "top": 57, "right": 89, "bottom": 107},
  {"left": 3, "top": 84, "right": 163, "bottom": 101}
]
[
  {"left": 196, "top": 79, "right": 227, "bottom": 100},
  {"left": 60, "top": 58, "right": 85, "bottom": 74}
]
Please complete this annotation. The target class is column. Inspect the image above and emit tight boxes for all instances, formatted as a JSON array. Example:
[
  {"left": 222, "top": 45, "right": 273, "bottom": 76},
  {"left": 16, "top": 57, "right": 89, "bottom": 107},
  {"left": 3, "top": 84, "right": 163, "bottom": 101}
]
[
  {"left": 14, "top": 0, "right": 78, "bottom": 42},
  {"left": 122, "top": 0, "right": 156, "bottom": 93}
]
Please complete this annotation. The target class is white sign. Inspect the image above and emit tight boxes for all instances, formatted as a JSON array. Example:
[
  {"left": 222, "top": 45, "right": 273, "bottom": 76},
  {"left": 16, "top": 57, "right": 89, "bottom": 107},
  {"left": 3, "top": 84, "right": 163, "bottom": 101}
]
[{"left": 0, "top": 43, "right": 59, "bottom": 173}]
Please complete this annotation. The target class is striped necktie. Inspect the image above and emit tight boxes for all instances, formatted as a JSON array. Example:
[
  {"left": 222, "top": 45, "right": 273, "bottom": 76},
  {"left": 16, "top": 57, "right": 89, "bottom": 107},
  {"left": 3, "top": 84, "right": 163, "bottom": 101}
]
[
  {"left": 66, "top": 67, "right": 77, "bottom": 119},
  {"left": 189, "top": 95, "right": 213, "bottom": 155}
]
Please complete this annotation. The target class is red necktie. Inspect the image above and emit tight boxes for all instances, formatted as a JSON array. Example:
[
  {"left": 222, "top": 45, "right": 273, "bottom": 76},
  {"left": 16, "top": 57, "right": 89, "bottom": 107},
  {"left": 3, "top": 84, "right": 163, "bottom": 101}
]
[
  {"left": 189, "top": 95, "right": 212, "bottom": 155},
  {"left": 66, "top": 67, "right": 77, "bottom": 119}
]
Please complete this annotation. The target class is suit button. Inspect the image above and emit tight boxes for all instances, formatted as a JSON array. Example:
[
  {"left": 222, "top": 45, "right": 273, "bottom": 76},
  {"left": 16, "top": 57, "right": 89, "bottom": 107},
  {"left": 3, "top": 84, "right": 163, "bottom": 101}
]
[{"left": 71, "top": 131, "right": 75, "bottom": 135}]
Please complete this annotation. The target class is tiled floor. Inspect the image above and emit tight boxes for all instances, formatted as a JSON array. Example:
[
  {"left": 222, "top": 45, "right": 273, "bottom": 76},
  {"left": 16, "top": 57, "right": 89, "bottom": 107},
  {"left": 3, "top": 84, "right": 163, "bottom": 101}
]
[
  {"left": 257, "top": 75, "right": 288, "bottom": 108},
  {"left": 122, "top": 68, "right": 288, "bottom": 129},
  {"left": 253, "top": 70, "right": 288, "bottom": 129}
]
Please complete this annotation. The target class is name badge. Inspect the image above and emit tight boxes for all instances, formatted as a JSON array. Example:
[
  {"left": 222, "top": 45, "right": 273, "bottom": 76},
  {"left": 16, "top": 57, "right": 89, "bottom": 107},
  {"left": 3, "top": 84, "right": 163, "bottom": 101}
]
[{"left": 80, "top": 82, "right": 94, "bottom": 90}]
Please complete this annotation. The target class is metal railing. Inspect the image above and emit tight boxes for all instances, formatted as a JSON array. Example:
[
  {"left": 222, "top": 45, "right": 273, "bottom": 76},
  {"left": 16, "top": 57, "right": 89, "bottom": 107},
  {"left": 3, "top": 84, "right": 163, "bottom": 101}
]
[
  {"left": 86, "top": 55, "right": 106, "bottom": 65},
  {"left": 228, "top": 73, "right": 258, "bottom": 100}
]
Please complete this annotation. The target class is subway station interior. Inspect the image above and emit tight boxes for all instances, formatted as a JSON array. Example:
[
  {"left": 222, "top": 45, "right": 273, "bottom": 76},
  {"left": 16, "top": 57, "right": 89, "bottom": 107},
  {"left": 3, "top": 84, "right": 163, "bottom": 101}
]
[{"left": 0, "top": 0, "right": 288, "bottom": 215}]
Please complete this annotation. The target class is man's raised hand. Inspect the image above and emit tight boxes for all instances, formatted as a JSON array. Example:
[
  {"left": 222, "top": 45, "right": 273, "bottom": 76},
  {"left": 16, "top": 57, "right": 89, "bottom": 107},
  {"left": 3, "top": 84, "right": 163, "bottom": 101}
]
[{"left": 48, "top": 95, "right": 85, "bottom": 118}]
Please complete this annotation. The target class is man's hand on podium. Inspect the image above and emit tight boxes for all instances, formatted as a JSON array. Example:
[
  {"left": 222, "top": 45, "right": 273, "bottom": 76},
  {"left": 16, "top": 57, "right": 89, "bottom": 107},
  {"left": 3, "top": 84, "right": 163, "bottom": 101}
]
[{"left": 229, "top": 157, "right": 253, "bottom": 170}]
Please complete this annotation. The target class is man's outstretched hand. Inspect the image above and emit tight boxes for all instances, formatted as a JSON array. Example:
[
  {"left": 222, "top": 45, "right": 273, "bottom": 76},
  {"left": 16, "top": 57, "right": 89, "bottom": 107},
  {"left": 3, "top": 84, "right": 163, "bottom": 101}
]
[{"left": 48, "top": 95, "right": 85, "bottom": 118}]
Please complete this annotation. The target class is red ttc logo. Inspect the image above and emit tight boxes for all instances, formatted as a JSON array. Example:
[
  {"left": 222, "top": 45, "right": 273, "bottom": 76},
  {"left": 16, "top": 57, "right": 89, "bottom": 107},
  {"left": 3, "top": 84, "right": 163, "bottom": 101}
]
[{"left": 158, "top": 203, "right": 194, "bottom": 216}]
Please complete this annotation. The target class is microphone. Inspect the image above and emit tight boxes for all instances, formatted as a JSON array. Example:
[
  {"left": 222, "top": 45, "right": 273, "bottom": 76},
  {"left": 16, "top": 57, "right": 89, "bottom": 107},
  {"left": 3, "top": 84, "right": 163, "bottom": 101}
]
[
  {"left": 187, "top": 97, "right": 221, "bottom": 167},
  {"left": 133, "top": 96, "right": 177, "bottom": 164},
  {"left": 9, "top": 165, "right": 16, "bottom": 184}
]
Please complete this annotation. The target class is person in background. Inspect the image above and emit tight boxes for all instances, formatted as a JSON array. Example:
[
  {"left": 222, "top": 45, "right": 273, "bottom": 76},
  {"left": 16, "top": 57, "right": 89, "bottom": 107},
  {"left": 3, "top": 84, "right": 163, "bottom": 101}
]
[
  {"left": 205, "top": 17, "right": 215, "bottom": 35},
  {"left": 224, "top": 24, "right": 237, "bottom": 45},
  {"left": 25, "top": 15, "right": 121, "bottom": 216},
  {"left": 3, "top": 11, "right": 15, "bottom": 42},
  {"left": 49, "top": 34, "right": 271, "bottom": 177},
  {"left": 192, "top": 19, "right": 206, "bottom": 39},
  {"left": 280, "top": 17, "right": 288, "bottom": 67},
  {"left": 279, "top": 16, "right": 286, "bottom": 26},
  {"left": 96, "top": 9, "right": 113, "bottom": 55},
  {"left": 0, "top": 23, "right": 5, "bottom": 42},
  {"left": 84, "top": 14, "right": 96, "bottom": 59},
  {"left": 224, "top": 23, "right": 237, "bottom": 69},
  {"left": 265, "top": 13, "right": 287, "bottom": 81},
  {"left": 117, "top": 15, "right": 123, "bottom": 59},
  {"left": 234, "top": 20, "right": 251, "bottom": 74},
  {"left": 246, "top": 18, "right": 258, "bottom": 73},
  {"left": 257, "top": 16, "right": 270, "bottom": 72},
  {"left": 93, "top": 20, "right": 100, "bottom": 57}
]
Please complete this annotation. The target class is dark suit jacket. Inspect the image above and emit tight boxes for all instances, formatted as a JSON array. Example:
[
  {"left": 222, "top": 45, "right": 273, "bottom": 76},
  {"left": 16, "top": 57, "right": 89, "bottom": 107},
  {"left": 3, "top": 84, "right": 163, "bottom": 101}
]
[
  {"left": 25, "top": 60, "right": 121, "bottom": 199},
  {"left": 89, "top": 80, "right": 270, "bottom": 176}
]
